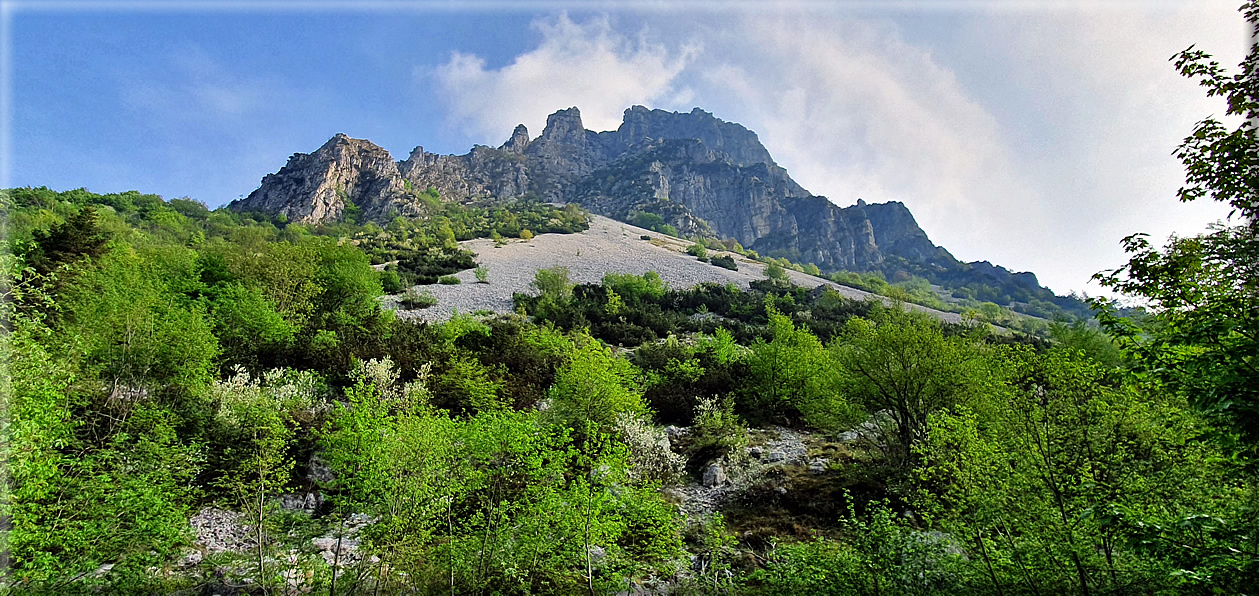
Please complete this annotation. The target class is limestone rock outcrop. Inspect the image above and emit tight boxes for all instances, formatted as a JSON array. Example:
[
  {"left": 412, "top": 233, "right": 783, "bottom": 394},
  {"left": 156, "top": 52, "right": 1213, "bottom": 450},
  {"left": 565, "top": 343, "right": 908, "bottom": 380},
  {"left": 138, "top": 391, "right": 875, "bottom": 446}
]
[
  {"left": 229, "top": 105, "right": 1041, "bottom": 294},
  {"left": 232, "top": 133, "right": 409, "bottom": 223}
]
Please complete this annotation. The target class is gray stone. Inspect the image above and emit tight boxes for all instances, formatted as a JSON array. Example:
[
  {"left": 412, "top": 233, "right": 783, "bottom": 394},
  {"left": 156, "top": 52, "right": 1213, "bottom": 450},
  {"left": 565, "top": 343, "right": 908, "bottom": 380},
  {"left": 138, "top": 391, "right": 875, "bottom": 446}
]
[
  {"left": 307, "top": 453, "right": 334, "bottom": 486},
  {"left": 226, "top": 108, "right": 969, "bottom": 288},
  {"left": 702, "top": 462, "right": 728, "bottom": 487},
  {"left": 190, "top": 507, "right": 254, "bottom": 555}
]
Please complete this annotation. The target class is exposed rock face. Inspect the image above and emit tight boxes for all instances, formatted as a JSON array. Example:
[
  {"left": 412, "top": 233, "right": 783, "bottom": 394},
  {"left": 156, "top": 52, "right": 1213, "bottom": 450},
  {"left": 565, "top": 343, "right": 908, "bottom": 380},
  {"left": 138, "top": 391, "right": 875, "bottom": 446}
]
[
  {"left": 229, "top": 106, "right": 1038, "bottom": 289},
  {"left": 232, "top": 133, "right": 409, "bottom": 223},
  {"left": 612, "top": 105, "right": 777, "bottom": 167},
  {"left": 399, "top": 145, "right": 529, "bottom": 203}
]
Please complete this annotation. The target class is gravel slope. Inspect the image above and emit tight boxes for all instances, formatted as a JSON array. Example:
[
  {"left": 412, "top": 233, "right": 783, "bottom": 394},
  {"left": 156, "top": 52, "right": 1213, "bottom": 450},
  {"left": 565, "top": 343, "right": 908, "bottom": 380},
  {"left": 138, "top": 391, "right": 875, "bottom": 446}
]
[{"left": 391, "top": 214, "right": 963, "bottom": 325}]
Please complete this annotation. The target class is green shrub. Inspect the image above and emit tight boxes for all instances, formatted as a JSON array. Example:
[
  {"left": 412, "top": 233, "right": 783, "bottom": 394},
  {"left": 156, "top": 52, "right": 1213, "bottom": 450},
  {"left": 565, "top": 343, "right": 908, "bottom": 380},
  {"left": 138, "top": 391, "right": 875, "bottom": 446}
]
[
  {"left": 602, "top": 271, "right": 667, "bottom": 304},
  {"left": 438, "top": 275, "right": 461, "bottom": 285},
  {"left": 533, "top": 266, "right": 573, "bottom": 302},
  {"left": 640, "top": 235, "right": 652, "bottom": 240},
  {"left": 546, "top": 336, "right": 646, "bottom": 434},
  {"left": 474, "top": 265, "right": 489, "bottom": 283},
  {"left": 747, "top": 539, "right": 864, "bottom": 595},
  {"left": 379, "top": 268, "right": 404, "bottom": 293},
  {"left": 400, "top": 288, "right": 438, "bottom": 309},
  {"left": 687, "top": 243, "right": 708, "bottom": 259},
  {"left": 690, "top": 395, "right": 747, "bottom": 458},
  {"left": 764, "top": 261, "right": 789, "bottom": 283},
  {"left": 711, "top": 255, "right": 738, "bottom": 271}
]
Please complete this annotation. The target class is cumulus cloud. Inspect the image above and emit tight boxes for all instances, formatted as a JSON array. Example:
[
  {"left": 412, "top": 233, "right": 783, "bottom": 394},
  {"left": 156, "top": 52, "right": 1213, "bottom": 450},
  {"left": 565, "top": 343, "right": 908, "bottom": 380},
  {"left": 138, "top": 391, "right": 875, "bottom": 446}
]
[{"left": 431, "top": 13, "right": 697, "bottom": 143}]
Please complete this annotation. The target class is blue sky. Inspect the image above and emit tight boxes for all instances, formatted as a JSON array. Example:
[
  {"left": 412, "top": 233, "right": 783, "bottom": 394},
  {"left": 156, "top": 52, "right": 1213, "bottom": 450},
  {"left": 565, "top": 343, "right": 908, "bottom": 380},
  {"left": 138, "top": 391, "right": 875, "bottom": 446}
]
[{"left": 3, "top": 1, "right": 1249, "bottom": 295}]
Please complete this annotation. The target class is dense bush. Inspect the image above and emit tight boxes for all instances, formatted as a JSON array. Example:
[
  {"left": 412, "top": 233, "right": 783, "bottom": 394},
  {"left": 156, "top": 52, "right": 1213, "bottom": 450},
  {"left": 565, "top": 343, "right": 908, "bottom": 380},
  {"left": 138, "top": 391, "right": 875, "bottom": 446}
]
[{"left": 711, "top": 254, "right": 738, "bottom": 270}]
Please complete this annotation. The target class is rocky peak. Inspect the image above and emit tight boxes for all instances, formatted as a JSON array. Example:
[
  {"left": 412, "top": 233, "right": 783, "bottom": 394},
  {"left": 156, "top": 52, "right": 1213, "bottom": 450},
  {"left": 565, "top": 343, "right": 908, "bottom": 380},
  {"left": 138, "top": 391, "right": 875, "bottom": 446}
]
[
  {"left": 500, "top": 124, "right": 531, "bottom": 154},
  {"left": 611, "top": 105, "right": 776, "bottom": 167},
  {"left": 538, "top": 107, "right": 586, "bottom": 143},
  {"left": 229, "top": 133, "right": 404, "bottom": 223},
  {"left": 858, "top": 201, "right": 954, "bottom": 266},
  {"left": 525, "top": 107, "right": 602, "bottom": 182}
]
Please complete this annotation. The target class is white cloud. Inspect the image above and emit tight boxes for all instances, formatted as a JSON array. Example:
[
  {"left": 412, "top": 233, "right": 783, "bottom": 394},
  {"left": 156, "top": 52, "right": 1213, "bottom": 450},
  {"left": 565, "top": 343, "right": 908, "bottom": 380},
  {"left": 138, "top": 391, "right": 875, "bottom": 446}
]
[
  {"left": 431, "top": 13, "right": 697, "bottom": 143},
  {"left": 426, "top": 5, "right": 1249, "bottom": 295},
  {"left": 683, "top": 13, "right": 1049, "bottom": 278}
]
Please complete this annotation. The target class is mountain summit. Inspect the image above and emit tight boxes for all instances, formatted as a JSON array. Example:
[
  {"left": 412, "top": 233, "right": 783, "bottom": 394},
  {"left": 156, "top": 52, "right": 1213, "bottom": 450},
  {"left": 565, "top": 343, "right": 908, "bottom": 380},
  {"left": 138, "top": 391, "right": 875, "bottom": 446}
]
[{"left": 230, "top": 105, "right": 1050, "bottom": 302}]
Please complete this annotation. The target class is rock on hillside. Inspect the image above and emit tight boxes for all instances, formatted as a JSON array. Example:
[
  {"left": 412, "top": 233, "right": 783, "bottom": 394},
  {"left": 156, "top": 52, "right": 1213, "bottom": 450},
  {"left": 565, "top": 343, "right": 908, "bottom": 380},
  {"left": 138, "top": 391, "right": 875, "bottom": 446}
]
[
  {"left": 229, "top": 105, "right": 1051, "bottom": 303},
  {"left": 232, "top": 133, "right": 412, "bottom": 223}
]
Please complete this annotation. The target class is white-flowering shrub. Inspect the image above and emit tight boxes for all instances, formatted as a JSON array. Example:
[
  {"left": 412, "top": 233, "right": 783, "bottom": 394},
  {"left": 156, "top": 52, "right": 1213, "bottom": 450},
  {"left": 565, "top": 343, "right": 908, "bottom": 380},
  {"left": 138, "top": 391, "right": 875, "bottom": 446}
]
[{"left": 616, "top": 412, "right": 685, "bottom": 484}]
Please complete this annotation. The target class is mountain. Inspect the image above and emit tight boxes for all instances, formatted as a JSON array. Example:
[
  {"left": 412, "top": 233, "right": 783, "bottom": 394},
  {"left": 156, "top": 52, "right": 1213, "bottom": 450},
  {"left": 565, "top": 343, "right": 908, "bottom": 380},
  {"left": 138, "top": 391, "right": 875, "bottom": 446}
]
[{"left": 230, "top": 105, "right": 1081, "bottom": 315}]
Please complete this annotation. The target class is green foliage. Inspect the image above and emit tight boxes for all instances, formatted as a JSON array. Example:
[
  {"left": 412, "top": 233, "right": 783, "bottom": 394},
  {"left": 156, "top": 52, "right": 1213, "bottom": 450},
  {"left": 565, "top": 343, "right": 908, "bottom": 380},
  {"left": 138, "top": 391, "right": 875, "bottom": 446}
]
[
  {"left": 399, "top": 286, "right": 437, "bottom": 309},
  {"left": 763, "top": 261, "right": 788, "bottom": 284},
  {"left": 64, "top": 245, "right": 220, "bottom": 401},
  {"left": 710, "top": 254, "right": 738, "bottom": 271},
  {"left": 24, "top": 205, "right": 112, "bottom": 278},
  {"left": 747, "top": 538, "right": 865, "bottom": 595},
  {"left": 430, "top": 353, "right": 506, "bottom": 415},
  {"left": 533, "top": 265, "right": 574, "bottom": 303},
  {"left": 340, "top": 198, "right": 362, "bottom": 224},
  {"left": 210, "top": 367, "right": 323, "bottom": 586},
  {"left": 602, "top": 271, "right": 667, "bottom": 304},
  {"left": 690, "top": 395, "right": 747, "bottom": 457},
  {"left": 379, "top": 267, "right": 404, "bottom": 294},
  {"left": 745, "top": 302, "right": 856, "bottom": 429},
  {"left": 474, "top": 264, "right": 489, "bottom": 283},
  {"left": 547, "top": 335, "right": 646, "bottom": 435},
  {"left": 1048, "top": 318, "right": 1122, "bottom": 368},
  {"left": 437, "top": 274, "right": 461, "bottom": 285},
  {"left": 687, "top": 243, "right": 708, "bottom": 259},
  {"left": 629, "top": 211, "right": 666, "bottom": 232},
  {"left": 917, "top": 348, "right": 1239, "bottom": 593}
]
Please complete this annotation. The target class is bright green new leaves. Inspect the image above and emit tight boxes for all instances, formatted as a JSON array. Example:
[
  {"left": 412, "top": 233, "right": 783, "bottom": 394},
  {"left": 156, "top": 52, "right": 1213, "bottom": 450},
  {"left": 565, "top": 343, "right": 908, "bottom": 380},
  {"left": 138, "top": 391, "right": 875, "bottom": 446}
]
[
  {"left": 745, "top": 302, "right": 856, "bottom": 430},
  {"left": 832, "top": 308, "right": 985, "bottom": 465},
  {"left": 547, "top": 335, "right": 646, "bottom": 435},
  {"left": 917, "top": 348, "right": 1235, "bottom": 593},
  {"left": 63, "top": 245, "right": 219, "bottom": 402}
]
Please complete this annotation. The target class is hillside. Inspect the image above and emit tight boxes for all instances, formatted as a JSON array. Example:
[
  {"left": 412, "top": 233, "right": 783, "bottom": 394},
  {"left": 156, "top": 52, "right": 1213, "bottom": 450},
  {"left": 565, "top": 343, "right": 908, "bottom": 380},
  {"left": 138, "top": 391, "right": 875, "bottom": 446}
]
[
  {"left": 7, "top": 182, "right": 1252, "bottom": 594},
  {"left": 230, "top": 106, "right": 1090, "bottom": 321},
  {"left": 401, "top": 214, "right": 964, "bottom": 325}
]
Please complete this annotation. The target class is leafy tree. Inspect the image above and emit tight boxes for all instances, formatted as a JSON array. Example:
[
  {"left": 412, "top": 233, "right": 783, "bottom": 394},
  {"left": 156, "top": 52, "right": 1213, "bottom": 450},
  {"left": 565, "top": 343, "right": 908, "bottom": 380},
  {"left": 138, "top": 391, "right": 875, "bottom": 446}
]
[
  {"left": 210, "top": 367, "right": 323, "bottom": 592},
  {"left": 533, "top": 266, "right": 574, "bottom": 302},
  {"left": 763, "top": 261, "right": 788, "bottom": 284},
  {"left": 1094, "top": 8, "right": 1259, "bottom": 452},
  {"left": 547, "top": 335, "right": 646, "bottom": 436},
  {"left": 1085, "top": 3, "right": 1259, "bottom": 587},
  {"left": 832, "top": 307, "right": 985, "bottom": 466},
  {"left": 917, "top": 348, "right": 1232, "bottom": 593},
  {"left": 62, "top": 245, "right": 219, "bottom": 409},
  {"left": 24, "top": 205, "right": 112, "bottom": 277},
  {"left": 745, "top": 301, "right": 855, "bottom": 429}
]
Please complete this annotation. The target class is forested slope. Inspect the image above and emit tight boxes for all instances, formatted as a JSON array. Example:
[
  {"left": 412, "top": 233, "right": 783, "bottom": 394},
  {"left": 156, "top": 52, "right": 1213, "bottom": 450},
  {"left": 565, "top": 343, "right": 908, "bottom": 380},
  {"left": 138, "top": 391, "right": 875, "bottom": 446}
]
[{"left": 3, "top": 4, "right": 1258, "bottom": 593}]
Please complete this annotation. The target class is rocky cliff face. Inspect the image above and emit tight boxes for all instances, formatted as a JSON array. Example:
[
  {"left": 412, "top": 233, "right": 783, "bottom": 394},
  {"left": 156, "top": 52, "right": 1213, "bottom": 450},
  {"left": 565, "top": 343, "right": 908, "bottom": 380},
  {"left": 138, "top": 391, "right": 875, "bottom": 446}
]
[
  {"left": 233, "top": 133, "right": 410, "bottom": 223},
  {"left": 229, "top": 106, "right": 1037, "bottom": 293}
]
